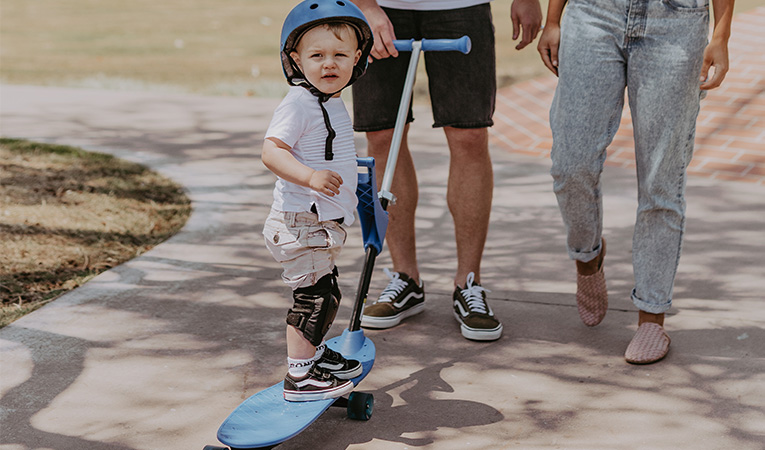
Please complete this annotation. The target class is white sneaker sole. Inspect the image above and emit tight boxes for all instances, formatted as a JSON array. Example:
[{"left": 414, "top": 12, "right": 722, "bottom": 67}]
[
  {"left": 361, "top": 302, "right": 425, "bottom": 329},
  {"left": 283, "top": 380, "right": 354, "bottom": 402},
  {"left": 453, "top": 312, "right": 503, "bottom": 341}
]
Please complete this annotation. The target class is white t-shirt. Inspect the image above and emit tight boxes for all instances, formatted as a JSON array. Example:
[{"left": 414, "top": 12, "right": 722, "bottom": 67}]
[
  {"left": 378, "top": 0, "right": 490, "bottom": 11},
  {"left": 265, "top": 86, "right": 358, "bottom": 225}
]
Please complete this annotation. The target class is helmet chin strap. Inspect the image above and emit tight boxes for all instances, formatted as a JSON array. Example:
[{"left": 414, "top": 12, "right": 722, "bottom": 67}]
[
  {"left": 299, "top": 81, "right": 340, "bottom": 161},
  {"left": 317, "top": 94, "right": 336, "bottom": 161}
]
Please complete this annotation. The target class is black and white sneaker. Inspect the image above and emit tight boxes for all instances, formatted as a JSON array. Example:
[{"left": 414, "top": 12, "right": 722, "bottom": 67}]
[
  {"left": 283, "top": 365, "right": 353, "bottom": 402},
  {"left": 453, "top": 272, "right": 503, "bottom": 341},
  {"left": 316, "top": 346, "right": 363, "bottom": 380},
  {"left": 361, "top": 268, "right": 425, "bottom": 329}
]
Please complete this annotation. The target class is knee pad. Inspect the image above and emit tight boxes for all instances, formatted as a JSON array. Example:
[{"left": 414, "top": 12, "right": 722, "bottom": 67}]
[
  {"left": 331, "top": 266, "right": 341, "bottom": 302},
  {"left": 286, "top": 271, "right": 341, "bottom": 346}
]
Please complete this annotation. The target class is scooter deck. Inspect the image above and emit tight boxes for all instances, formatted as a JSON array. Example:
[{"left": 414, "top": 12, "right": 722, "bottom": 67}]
[{"left": 215, "top": 330, "right": 375, "bottom": 449}]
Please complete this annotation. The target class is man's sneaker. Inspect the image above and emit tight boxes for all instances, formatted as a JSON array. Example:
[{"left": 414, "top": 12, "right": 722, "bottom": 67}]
[
  {"left": 453, "top": 272, "right": 503, "bottom": 341},
  {"left": 316, "top": 346, "right": 363, "bottom": 379},
  {"left": 361, "top": 268, "right": 425, "bottom": 329},
  {"left": 284, "top": 365, "right": 353, "bottom": 402}
]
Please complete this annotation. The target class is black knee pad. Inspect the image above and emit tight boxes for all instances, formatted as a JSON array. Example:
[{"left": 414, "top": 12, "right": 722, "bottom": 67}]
[
  {"left": 331, "top": 266, "right": 341, "bottom": 301},
  {"left": 286, "top": 271, "right": 340, "bottom": 346}
]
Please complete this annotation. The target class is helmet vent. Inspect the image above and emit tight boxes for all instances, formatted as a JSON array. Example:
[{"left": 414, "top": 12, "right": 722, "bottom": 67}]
[
  {"left": 336, "top": 1, "right": 345, "bottom": 5},
  {"left": 310, "top": 3, "right": 319, "bottom": 8}
]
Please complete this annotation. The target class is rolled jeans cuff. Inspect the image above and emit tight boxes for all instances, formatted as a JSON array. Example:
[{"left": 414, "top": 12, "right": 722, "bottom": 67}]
[{"left": 631, "top": 289, "right": 671, "bottom": 314}]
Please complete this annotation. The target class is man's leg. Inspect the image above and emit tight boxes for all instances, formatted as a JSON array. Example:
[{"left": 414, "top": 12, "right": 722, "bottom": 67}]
[
  {"left": 366, "top": 126, "right": 421, "bottom": 283},
  {"left": 443, "top": 126, "right": 492, "bottom": 286},
  {"left": 444, "top": 126, "right": 502, "bottom": 340}
]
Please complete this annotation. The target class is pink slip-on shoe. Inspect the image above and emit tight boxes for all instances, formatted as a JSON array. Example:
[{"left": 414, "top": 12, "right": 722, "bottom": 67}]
[
  {"left": 625, "top": 322, "right": 671, "bottom": 364},
  {"left": 576, "top": 238, "right": 608, "bottom": 327}
]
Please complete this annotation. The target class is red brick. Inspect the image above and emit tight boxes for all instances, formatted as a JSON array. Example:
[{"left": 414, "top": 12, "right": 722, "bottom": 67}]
[
  {"left": 697, "top": 159, "right": 752, "bottom": 174},
  {"left": 694, "top": 147, "right": 742, "bottom": 160},
  {"left": 744, "top": 165, "right": 765, "bottom": 177},
  {"left": 699, "top": 103, "right": 744, "bottom": 115},
  {"left": 711, "top": 173, "right": 761, "bottom": 183},
  {"left": 716, "top": 128, "right": 764, "bottom": 139},
  {"left": 735, "top": 154, "right": 765, "bottom": 166},
  {"left": 688, "top": 158, "right": 706, "bottom": 173},
  {"left": 509, "top": 148, "right": 548, "bottom": 158},
  {"left": 720, "top": 116, "right": 759, "bottom": 128},
  {"left": 724, "top": 150, "right": 765, "bottom": 160},
  {"left": 694, "top": 135, "right": 734, "bottom": 148}
]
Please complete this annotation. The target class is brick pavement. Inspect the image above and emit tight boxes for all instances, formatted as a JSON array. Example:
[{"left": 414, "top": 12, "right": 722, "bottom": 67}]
[{"left": 492, "top": 6, "right": 765, "bottom": 185}]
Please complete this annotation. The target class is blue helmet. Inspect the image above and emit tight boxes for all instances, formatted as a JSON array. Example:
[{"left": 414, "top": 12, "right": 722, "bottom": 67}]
[{"left": 280, "top": 0, "right": 373, "bottom": 91}]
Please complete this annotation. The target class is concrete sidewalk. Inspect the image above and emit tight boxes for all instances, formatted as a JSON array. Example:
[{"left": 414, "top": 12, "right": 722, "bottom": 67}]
[
  {"left": 2, "top": 11, "right": 765, "bottom": 447},
  {"left": 2, "top": 83, "right": 764, "bottom": 449}
]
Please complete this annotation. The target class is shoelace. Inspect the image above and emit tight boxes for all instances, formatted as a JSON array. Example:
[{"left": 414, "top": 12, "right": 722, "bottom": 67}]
[
  {"left": 377, "top": 268, "right": 409, "bottom": 303},
  {"left": 461, "top": 272, "right": 491, "bottom": 315}
]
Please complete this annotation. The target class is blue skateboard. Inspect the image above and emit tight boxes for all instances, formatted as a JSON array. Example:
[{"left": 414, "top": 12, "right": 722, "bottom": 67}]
[{"left": 205, "top": 330, "right": 375, "bottom": 450}]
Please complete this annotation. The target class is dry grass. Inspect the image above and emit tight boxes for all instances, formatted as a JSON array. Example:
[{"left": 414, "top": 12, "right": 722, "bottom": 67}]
[
  {"left": 0, "top": 0, "right": 554, "bottom": 97},
  {"left": 2, "top": 0, "right": 762, "bottom": 98},
  {"left": 0, "top": 138, "right": 191, "bottom": 327}
]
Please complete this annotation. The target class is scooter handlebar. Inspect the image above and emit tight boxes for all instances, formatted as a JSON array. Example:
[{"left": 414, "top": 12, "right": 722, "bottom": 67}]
[{"left": 392, "top": 36, "right": 471, "bottom": 54}]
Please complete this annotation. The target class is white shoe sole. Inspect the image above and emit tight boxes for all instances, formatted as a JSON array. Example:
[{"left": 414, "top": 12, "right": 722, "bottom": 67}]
[
  {"left": 453, "top": 312, "right": 503, "bottom": 341},
  {"left": 283, "top": 380, "right": 354, "bottom": 402},
  {"left": 361, "top": 302, "right": 425, "bottom": 329}
]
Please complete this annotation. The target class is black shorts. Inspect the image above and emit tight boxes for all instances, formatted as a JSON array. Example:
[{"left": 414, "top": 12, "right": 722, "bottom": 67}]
[{"left": 351, "top": 3, "right": 496, "bottom": 131}]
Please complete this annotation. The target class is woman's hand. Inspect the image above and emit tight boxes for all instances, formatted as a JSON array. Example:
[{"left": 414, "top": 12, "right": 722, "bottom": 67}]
[{"left": 537, "top": 24, "right": 561, "bottom": 76}]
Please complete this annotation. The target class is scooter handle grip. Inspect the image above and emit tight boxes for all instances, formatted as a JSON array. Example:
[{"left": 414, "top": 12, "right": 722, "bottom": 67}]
[{"left": 392, "top": 36, "right": 471, "bottom": 54}]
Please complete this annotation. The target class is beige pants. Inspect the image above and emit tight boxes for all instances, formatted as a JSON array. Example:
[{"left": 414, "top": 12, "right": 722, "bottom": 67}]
[{"left": 263, "top": 209, "right": 347, "bottom": 290}]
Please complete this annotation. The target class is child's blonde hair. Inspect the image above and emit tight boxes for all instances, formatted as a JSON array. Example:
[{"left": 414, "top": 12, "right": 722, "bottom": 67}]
[{"left": 297, "top": 21, "right": 361, "bottom": 50}]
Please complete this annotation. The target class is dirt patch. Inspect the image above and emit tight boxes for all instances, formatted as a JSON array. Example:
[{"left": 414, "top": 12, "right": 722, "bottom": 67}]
[{"left": 0, "top": 138, "right": 191, "bottom": 327}]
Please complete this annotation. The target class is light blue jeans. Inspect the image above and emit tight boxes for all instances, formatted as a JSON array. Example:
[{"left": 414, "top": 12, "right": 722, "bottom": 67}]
[{"left": 550, "top": 0, "right": 710, "bottom": 313}]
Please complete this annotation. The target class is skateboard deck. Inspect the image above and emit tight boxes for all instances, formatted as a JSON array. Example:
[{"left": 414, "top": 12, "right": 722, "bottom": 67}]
[{"left": 214, "top": 329, "right": 375, "bottom": 449}]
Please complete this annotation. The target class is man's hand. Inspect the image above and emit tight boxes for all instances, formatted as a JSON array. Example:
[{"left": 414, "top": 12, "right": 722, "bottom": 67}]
[
  {"left": 537, "top": 24, "right": 561, "bottom": 76},
  {"left": 700, "top": 38, "right": 729, "bottom": 90},
  {"left": 309, "top": 170, "right": 343, "bottom": 196},
  {"left": 511, "top": 0, "right": 543, "bottom": 50},
  {"left": 352, "top": 0, "right": 398, "bottom": 59}
]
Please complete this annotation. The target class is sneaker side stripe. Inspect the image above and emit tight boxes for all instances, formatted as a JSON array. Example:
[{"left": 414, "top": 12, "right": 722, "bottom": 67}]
[
  {"left": 393, "top": 291, "right": 424, "bottom": 309},
  {"left": 454, "top": 300, "right": 470, "bottom": 318},
  {"left": 318, "top": 362, "right": 344, "bottom": 370},
  {"left": 292, "top": 378, "right": 335, "bottom": 389}
]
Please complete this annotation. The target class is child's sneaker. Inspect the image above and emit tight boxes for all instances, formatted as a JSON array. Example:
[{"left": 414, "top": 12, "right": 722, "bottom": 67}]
[
  {"left": 316, "top": 346, "right": 363, "bottom": 379},
  {"left": 361, "top": 268, "right": 425, "bottom": 329},
  {"left": 453, "top": 272, "right": 503, "bottom": 341},
  {"left": 283, "top": 365, "right": 353, "bottom": 402}
]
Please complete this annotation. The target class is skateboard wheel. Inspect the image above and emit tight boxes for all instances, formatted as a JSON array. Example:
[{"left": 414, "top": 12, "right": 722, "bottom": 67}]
[{"left": 347, "top": 392, "right": 374, "bottom": 420}]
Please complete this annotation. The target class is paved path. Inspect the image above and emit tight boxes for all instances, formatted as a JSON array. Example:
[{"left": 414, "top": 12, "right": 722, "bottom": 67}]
[
  {"left": 493, "top": 6, "right": 765, "bottom": 185},
  {"left": 1, "top": 7, "right": 764, "bottom": 450}
]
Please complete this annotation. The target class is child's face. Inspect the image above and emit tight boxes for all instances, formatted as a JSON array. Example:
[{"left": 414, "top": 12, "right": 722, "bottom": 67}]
[{"left": 291, "top": 25, "right": 362, "bottom": 96}]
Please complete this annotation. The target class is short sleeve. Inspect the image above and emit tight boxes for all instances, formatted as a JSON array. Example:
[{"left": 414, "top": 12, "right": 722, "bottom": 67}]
[{"left": 265, "top": 94, "right": 308, "bottom": 148}]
